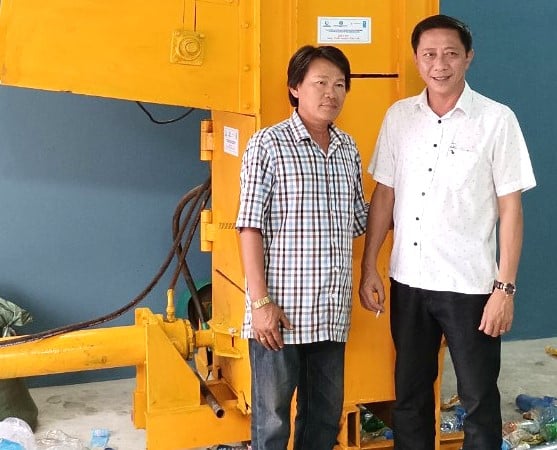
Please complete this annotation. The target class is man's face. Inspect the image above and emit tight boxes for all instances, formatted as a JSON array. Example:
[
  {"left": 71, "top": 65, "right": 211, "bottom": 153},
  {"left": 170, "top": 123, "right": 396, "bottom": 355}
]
[
  {"left": 289, "top": 57, "right": 347, "bottom": 125},
  {"left": 414, "top": 28, "right": 474, "bottom": 98}
]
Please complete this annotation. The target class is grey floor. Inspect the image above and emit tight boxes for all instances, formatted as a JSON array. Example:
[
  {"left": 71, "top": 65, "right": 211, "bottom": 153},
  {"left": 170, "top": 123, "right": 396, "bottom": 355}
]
[{"left": 27, "top": 337, "right": 557, "bottom": 449}]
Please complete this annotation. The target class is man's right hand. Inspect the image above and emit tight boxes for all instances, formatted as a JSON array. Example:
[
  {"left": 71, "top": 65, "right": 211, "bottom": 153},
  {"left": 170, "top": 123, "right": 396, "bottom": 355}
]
[{"left": 359, "top": 268, "right": 385, "bottom": 314}]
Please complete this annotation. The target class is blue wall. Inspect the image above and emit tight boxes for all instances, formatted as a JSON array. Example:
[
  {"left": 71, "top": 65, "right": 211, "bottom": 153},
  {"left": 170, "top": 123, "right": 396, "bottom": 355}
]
[
  {"left": 0, "top": 87, "right": 211, "bottom": 386},
  {"left": 0, "top": 1, "right": 554, "bottom": 387},
  {"left": 441, "top": 0, "right": 557, "bottom": 339}
]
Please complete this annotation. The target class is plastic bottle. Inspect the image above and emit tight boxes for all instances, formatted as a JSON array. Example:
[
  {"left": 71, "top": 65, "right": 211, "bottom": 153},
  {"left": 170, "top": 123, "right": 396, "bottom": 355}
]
[
  {"left": 35, "top": 430, "right": 84, "bottom": 450},
  {"left": 454, "top": 405, "right": 467, "bottom": 430},
  {"left": 514, "top": 444, "right": 531, "bottom": 450},
  {"left": 540, "top": 404, "right": 557, "bottom": 442},
  {"left": 516, "top": 394, "right": 556, "bottom": 413},
  {"left": 504, "top": 429, "right": 535, "bottom": 448},
  {"left": 503, "top": 419, "right": 540, "bottom": 435},
  {"left": 359, "top": 406, "right": 386, "bottom": 433},
  {"left": 0, "top": 440, "right": 24, "bottom": 450},
  {"left": 0, "top": 417, "right": 36, "bottom": 450},
  {"left": 500, "top": 439, "right": 532, "bottom": 450},
  {"left": 360, "top": 426, "right": 394, "bottom": 444},
  {"left": 440, "top": 413, "right": 458, "bottom": 433},
  {"left": 440, "top": 407, "right": 466, "bottom": 433}
]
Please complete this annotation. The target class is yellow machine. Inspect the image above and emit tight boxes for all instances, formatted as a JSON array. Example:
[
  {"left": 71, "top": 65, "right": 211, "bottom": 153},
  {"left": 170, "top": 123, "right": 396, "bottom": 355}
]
[{"left": 0, "top": 1, "right": 464, "bottom": 449}]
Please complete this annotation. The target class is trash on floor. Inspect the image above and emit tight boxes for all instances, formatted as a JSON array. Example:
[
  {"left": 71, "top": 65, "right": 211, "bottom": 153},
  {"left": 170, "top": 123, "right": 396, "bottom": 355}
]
[
  {"left": 36, "top": 429, "right": 85, "bottom": 449},
  {"left": 359, "top": 405, "right": 394, "bottom": 443},
  {"left": 441, "top": 394, "right": 461, "bottom": 411},
  {"left": 502, "top": 394, "right": 557, "bottom": 449},
  {"left": 0, "top": 299, "right": 38, "bottom": 430},
  {"left": 440, "top": 405, "right": 467, "bottom": 433},
  {"left": 89, "top": 429, "right": 110, "bottom": 450},
  {"left": 0, "top": 417, "right": 36, "bottom": 450}
]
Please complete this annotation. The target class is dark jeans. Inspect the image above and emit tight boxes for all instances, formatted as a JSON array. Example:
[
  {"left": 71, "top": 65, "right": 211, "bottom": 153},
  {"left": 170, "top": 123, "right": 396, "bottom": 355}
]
[
  {"left": 249, "top": 339, "right": 345, "bottom": 450},
  {"left": 390, "top": 279, "right": 502, "bottom": 450}
]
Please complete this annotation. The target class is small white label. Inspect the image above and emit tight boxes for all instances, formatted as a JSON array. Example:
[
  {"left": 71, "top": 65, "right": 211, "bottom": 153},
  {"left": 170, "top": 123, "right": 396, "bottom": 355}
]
[
  {"left": 223, "top": 126, "right": 239, "bottom": 157},
  {"left": 317, "top": 17, "right": 371, "bottom": 44}
]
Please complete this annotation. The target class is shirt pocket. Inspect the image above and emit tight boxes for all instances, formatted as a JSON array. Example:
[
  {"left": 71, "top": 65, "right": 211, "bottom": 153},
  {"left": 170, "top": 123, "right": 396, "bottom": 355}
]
[{"left": 443, "top": 147, "right": 480, "bottom": 189}]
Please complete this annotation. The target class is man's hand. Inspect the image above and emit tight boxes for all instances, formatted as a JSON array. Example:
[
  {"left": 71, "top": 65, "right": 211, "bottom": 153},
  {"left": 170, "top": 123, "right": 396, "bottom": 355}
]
[
  {"left": 252, "top": 303, "right": 293, "bottom": 351},
  {"left": 359, "top": 268, "right": 385, "bottom": 314},
  {"left": 478, "top": 290, "right": 514, "bottom": 337}
]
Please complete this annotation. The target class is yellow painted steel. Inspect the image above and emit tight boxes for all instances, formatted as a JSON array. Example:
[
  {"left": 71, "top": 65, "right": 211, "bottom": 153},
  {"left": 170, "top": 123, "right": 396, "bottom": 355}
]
[
  {"left": 0, "top": 326, "right": 145, "bottom": 378},
  {"left": 0, "top": 1, "right": 463, "bottom": 450}
]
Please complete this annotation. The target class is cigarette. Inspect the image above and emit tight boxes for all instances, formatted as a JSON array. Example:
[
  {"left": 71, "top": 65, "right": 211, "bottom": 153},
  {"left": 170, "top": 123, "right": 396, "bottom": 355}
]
[{"left": 375, "top": 310, "right": 381, "bottom": 319}]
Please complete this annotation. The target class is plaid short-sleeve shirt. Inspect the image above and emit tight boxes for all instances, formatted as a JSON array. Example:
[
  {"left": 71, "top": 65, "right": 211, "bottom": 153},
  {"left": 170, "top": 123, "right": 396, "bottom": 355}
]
[{"left": 236, "top": 111, "right": 368, "bottom": 344}]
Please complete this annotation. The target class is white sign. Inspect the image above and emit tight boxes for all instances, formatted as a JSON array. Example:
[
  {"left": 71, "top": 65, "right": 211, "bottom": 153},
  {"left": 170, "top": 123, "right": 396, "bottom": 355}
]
[
  {"left": 223, "top": 126, "right": 239, "bottom": 157},
  {"left": 317, "top": 17, "right": 371, "bottom": 44}
]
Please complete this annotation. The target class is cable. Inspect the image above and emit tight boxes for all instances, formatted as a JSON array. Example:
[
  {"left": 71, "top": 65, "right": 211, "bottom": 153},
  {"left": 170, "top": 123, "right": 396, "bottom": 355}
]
[
  {"left": 135, "top": 102, "right": 195, "bottom": 124},
  {"left": 0, "top": 176, "right": 211, "bottom": 348},
  {"left": 169, "top": 181, "right": 212, "bottom": 325}
]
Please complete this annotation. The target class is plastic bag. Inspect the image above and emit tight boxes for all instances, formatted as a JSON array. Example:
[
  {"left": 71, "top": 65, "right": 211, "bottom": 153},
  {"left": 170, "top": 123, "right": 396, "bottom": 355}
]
[
  {"left": 0, "top": 299, "right": 38, "bottom": 430},
  {"left": 0, "top": 417, "right": 37, "bottom": 450}
]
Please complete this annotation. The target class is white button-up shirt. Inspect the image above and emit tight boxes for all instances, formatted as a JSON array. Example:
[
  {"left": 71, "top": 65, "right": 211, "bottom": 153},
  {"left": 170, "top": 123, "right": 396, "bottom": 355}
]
[{"left": 369, "top": 83, "right": 536, "bottom": 294}]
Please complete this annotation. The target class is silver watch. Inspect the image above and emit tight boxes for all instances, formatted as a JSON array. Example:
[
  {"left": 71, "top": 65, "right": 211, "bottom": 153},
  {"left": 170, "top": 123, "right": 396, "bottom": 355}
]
[{"left": 493, "top": 280, "right": 516, "bottom": 296}]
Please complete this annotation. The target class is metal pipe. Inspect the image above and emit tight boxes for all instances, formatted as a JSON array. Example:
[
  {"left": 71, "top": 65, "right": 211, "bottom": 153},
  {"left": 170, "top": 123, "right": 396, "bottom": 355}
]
[
  {"left": 0, "top": 325, "right": 145, "bottom": 379},
  {"left": 194, "top": 371, "right": 224, "bottom": 418}
]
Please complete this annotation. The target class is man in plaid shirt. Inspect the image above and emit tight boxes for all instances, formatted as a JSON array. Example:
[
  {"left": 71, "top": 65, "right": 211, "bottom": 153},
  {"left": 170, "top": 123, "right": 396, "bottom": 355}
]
[{"left": 236, "top": 45, "right": 368, "bottom": 450}]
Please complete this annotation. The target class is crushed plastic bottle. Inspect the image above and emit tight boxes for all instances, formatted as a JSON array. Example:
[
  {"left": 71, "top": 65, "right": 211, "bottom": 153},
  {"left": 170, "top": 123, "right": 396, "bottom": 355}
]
[
  {"left": 358, "top": 405, "right": 392, "bottom": 443},
  {"left": 504, "top": 428, "right": 535, "bottom": 448},
  {"left": 359, "top": 405, "right": 386, "bottom": 433},
  {"left": 0, "top": 418, "right": 36, "bottom": 450},
  {"left": 35, "top": 430, "right": 84, "bottom": 450},
  {"left": 503, "top": 419, "right": 541, "bottom": 435},
  {"left": 540, "top": 404, "right": 557, "bottom": 442},
  {"left": 501, "top": 439, "right": 532, "bottom": 450},
  {"left": 89, "top": 429, "right": 110, "bottom": 450},
  {"left": 440, "top": 406, "right": 466, "bottom": 433},
  {"left": 360, "top": 426, "right": 394, "bottom": 443},
  {"left": 440, "top": 412, "right": 459, "bottom": 433},
  {"left": 516, "top": 394, "right": 556, "bottom": 413}
]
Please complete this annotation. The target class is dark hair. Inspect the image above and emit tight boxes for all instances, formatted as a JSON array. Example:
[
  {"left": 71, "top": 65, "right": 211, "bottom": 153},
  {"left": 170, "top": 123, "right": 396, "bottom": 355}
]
[
  {"left": 411, "top": 14, "right": 473, "bottom": 54},
  {"left": 287, "top": 45, "right": 351, "bottom": 107}
]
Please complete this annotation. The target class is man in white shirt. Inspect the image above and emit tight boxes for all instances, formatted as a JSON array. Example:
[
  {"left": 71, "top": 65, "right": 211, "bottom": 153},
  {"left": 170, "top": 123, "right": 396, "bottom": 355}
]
[{"left": 359, "top": 14, "right": 536, "bottom": 450}]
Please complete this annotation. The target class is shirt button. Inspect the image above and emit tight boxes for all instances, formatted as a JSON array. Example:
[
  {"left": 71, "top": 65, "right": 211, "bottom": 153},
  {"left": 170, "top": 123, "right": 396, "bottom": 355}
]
[
  {"left": 433, "top": 144, "right": 437, "bottom": 147},
  {"left": 414, "top": 242, "right": 418, "bottom": 246},
  {"left": 416, "top": 217, "right": 420, "bottom": 220},
  {"left": 428, "top": 168, "right": 432, "bottom": 172},
  {"left": 437, "top": 119, "right": 442, "bottom": 124},
  {"left": 421, "top": 192, "right": 426, "bottom": 196}
]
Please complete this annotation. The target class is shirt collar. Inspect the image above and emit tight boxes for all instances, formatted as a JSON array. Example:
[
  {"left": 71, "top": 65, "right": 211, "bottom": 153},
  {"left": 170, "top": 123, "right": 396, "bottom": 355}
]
[
  {"left": 289, "top": 110, "right": 312, "bottom": 142},
  {"left": 288, "top": 109, "right": 346, "bottom": 147},
  {"left": 414, "top": 81, "right": 473, "bottom": 118}
]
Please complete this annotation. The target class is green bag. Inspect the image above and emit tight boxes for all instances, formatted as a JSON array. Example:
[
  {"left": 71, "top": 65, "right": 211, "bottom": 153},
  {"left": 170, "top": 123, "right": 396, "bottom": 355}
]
[{"left": 0, "top": 297, "right": 38, "bottom": 430}]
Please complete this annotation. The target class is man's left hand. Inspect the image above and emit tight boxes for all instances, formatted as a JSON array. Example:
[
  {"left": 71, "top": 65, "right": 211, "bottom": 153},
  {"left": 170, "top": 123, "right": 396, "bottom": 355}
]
[{"left": 478, "top": 290, "right": 514, "bottom": 337}]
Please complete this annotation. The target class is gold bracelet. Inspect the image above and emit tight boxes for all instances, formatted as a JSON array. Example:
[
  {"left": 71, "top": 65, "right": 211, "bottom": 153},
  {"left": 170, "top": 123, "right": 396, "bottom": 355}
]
[{"left": 252, "top": 295, "right": 272, "bottom": 309}]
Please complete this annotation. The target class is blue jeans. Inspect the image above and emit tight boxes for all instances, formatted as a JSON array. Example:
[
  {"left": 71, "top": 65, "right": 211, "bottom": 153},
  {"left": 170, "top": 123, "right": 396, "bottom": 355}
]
[
  {"left": 390, "top": 279, "right": 502, "bottom": 450},
  {"left": 249, "top": 339, "right": 345, "bottom": 450}
]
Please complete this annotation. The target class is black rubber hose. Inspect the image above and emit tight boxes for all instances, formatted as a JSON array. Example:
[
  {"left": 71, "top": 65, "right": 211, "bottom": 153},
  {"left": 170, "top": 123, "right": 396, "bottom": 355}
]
[{"left": 0, "top": 177, "right": 211, "bottom": 348}]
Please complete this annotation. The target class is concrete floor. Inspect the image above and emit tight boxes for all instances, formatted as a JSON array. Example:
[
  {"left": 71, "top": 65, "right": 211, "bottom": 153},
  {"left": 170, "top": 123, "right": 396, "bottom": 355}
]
[{"left": 26, "top": 337, "right": 557, "bottom": 449}]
